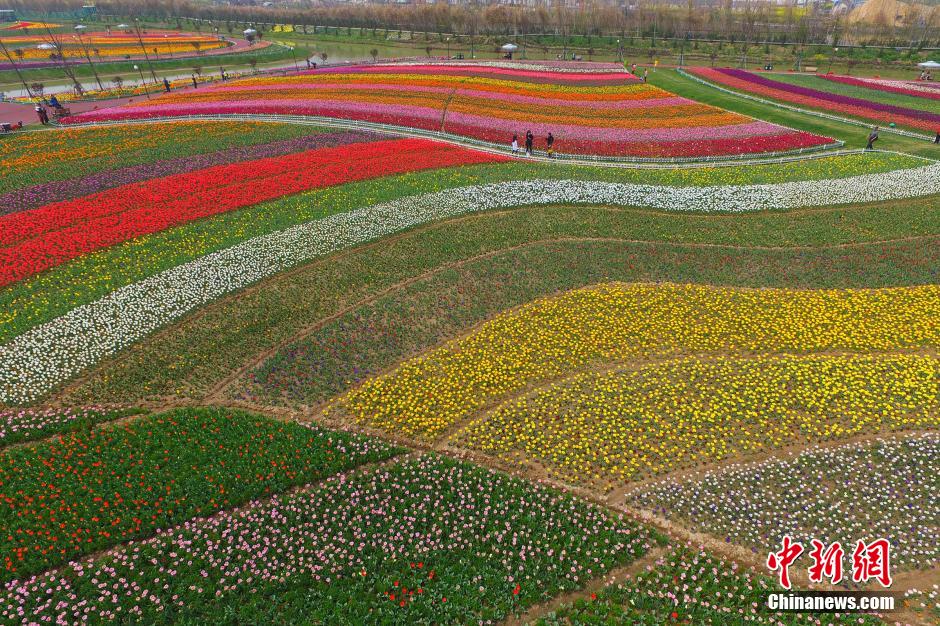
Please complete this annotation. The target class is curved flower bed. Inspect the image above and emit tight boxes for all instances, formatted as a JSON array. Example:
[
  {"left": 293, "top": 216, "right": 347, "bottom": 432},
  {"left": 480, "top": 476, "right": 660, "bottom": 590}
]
[
  {"left": 65, "top": 62, "right": 836, "bottom": 158},
  {"left": 455, "top": 354, "right": 940, "bottom": 486},
  {"left": 1, "top": 164, "right": 939, "bottom": 404},
  {"left": 1, "top": 454, "right": 657, "bottom": 624},
  {"left": 690, "top": 67, "right": 940, "bottom": 132},
  {"left": 0, "top": 138, "right": 502, "bottom": 287},
  {"left": 0, "top": 130, "right": 377, "bottom": 216},
  {"left": 628, "top": 433, "right": 940, "bottom": 571},
  {"left": 329, "top": 284, "right": 939, "bottom": 440},
  {"left": 819, "top": 74, "right": 940, "bottom": 101}
]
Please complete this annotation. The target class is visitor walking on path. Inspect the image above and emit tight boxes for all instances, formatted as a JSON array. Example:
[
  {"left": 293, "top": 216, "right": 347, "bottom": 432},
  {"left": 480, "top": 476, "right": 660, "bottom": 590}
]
[
  {"left": 525, "top": 130, "right": 533, "bottom": 156},
  {"left": 34, "top": 104, "right": 48, "bottom": 125},
  {"left": 546, "top": 133, "right": 555, "bottom": 158},
  {"left": 511, "top": 134, "right": 519, "bottom": 154},
  {"left": 865, "top": 126, "right": 879, "bottom": 150},
  {"left": 163, "top": 78, "right": 171, "bottom": 93},
  {"left": 934, "top": 129, "right": 940, "bottom": 144},
  {"left": 191, "top": 74, "right": 198, "bottom": 89},
  {"left": 643, "top": 68, "right": 649, "bottom": 83}
]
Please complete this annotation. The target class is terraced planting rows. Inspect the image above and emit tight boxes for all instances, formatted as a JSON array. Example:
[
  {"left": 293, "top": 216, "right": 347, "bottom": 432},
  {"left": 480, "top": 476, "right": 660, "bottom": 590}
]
[
  {"left": 2, "top": 58, "right": 938, "bottom": 624},
  {"left": 2, "top": 441, "right": 659, "bottom": 624},
  {"left": 324, "top": 283, "right": 939, "bottom": 439},
  {"left": 65, "top": 61, "right": 837, "bottom": 158}
]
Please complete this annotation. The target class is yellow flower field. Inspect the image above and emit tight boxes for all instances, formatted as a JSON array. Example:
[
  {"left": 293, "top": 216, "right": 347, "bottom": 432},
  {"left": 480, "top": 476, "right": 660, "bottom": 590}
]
[
  {"left": 324, "top": 283, "right": 940, "bottom": 440},
  {"left": 453, "top": 354, "right": 940, "bottom": 488}
]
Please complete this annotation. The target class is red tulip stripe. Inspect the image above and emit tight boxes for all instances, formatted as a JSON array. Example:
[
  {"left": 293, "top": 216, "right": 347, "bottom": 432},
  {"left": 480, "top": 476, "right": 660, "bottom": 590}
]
[{"left": 0, "top": 138, "right": 505, "bottom": 287}]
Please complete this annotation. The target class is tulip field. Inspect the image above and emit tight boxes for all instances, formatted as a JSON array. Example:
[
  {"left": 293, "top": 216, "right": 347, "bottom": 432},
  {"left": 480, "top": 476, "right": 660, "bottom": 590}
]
[
  {"left": 64, "top": 61, "right": 839, "bottom": 158},
  {"left": 688, "top": 67, "right": 940, "bottom": 133},
  {"left": 0, "top": 29, "right": 230, "bottom": 64},
  {"left": 1, "top": 56, "right": 939, "bottom": 624}
]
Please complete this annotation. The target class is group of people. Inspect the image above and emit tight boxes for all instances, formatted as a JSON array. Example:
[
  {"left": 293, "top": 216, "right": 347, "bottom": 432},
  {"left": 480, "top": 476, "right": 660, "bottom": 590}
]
[
  {"left": 917, "top": 70, "right": 933, "bottom": 81},
  {"left": 630, "top": 63, "right": 649, "bottom": 82},
  {"left": 867, "top": 125, "right": 940, "bottom": 147},
  {"left": 511, "top": 130, "right": 555, "bottom": 157},
  {"left": 34, "top": 96, "right": 63, "bottom": 125}
]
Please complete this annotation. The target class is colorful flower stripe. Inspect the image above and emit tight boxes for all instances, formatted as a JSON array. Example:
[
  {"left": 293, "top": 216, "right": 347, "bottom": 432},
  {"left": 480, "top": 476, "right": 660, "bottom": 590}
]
[
  {"left": 208, "top": 82, "right": 691, "bottom": 109},
  {"left": 2, "top": 165, "right": 939, "bottom": 403},
  {"left": 0, "top": 455, "right": 655, "bottom": 624},
  {"left": 0, "top": 139, "right": 503, "bottom": 287},
  {"left": 69, "top": 63, "right": 834, "bottom": 158},
  {"left": 628, "top": 434, "right": 940, "bottom": 572},
  {"left": 718, "top": 68, "right": 940, "bottom": 121},
  {"left": 379, "top": 59, "right": 628, "bottom": 73},
  {"left": 441, "top": 120, "right": 828, "bottom": 158},
  {"left": 0, "top": 130, "right": 378, "bottom": 216},
  {"left": 0, "top": 151, "right": 921, "bottom": 346},
  {"left": 0, "top": 21, "right": 60, "bottom": 30},
  {"left": 330, "top": 284, "right": 940, "bottom": 440},
  {"left": 0, "top": 408, "right": 399, "bottom": 582},
  {"left": 316, "top": 62, "right": 641, "bottom": 84},
  {"left": 454, "top": 354, "right": 940, "bottom": 485},
  {"left": 819, "top": 74, "right": 940, "bottom": 101},
  {"left": 691, "top": 67, "right": 940, "bottom": 132},
  {"left": 8, "top": 42, "right": 228, "bottom": 60}
]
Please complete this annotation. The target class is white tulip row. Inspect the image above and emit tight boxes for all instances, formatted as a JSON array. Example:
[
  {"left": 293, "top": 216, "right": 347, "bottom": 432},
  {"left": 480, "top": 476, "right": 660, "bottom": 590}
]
[{"left": 2, "top": 164, "right": 940, "bottom": 404}]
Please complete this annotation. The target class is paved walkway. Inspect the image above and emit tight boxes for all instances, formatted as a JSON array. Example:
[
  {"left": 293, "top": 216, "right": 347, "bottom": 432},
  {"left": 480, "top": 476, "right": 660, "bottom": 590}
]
[{"left": 0, "top": 95, "right": 148, "bottom": 127}]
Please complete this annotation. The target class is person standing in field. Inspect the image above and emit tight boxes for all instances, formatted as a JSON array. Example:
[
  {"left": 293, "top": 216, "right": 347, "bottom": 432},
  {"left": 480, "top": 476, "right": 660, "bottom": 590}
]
[
  {"left": 163, "top": 77, "right": 171, "bottom": 92},
  {"left": 546, "top": 132, "right": 555, "bottom": 158},
  {"left": 35, "top": 104, "right": 47, "bottom": 125},
  {"left": 643, "top": 68, "right": 649, "bottom": 82},
  {"left": 525, "top": 130, "right": 533, "bottom": 156},
  {"left": 865, "top": 126, "right": 879, "bottom": 150},
  {"left": 511, "top": 134, "right": 519, "bottom": 154}
]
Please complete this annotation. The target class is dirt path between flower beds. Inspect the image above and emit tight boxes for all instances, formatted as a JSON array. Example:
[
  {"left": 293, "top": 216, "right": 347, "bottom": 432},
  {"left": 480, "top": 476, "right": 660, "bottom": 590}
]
[{"left": 500, "top": 546, "right": 670, "bottom": 626}]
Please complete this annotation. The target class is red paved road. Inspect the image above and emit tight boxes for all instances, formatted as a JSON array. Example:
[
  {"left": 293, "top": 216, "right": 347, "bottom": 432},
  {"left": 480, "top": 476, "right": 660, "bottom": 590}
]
[{"left": 0, "top": 95, "right": 144, "bottom": 127}]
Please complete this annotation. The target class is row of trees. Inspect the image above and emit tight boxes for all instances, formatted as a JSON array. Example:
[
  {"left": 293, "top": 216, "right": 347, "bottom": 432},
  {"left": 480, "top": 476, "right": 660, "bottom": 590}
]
[{"left": 5, "top": 0, "right": 940, "bottom": 48}]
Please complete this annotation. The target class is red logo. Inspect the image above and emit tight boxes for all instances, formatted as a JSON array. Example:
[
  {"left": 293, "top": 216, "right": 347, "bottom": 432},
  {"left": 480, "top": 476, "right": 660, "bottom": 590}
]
[
  {"left": 851, "top": 539, "right": 893, "bottom": 588},
  {"left": 807, "top": 540, "right": 844, "bottom": 584},
  {"left": 767, "top": 537, "right": 892, "bottom": 589},
  {"left": 767, "top": 535, "right": 804, "bottom": 590}
]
